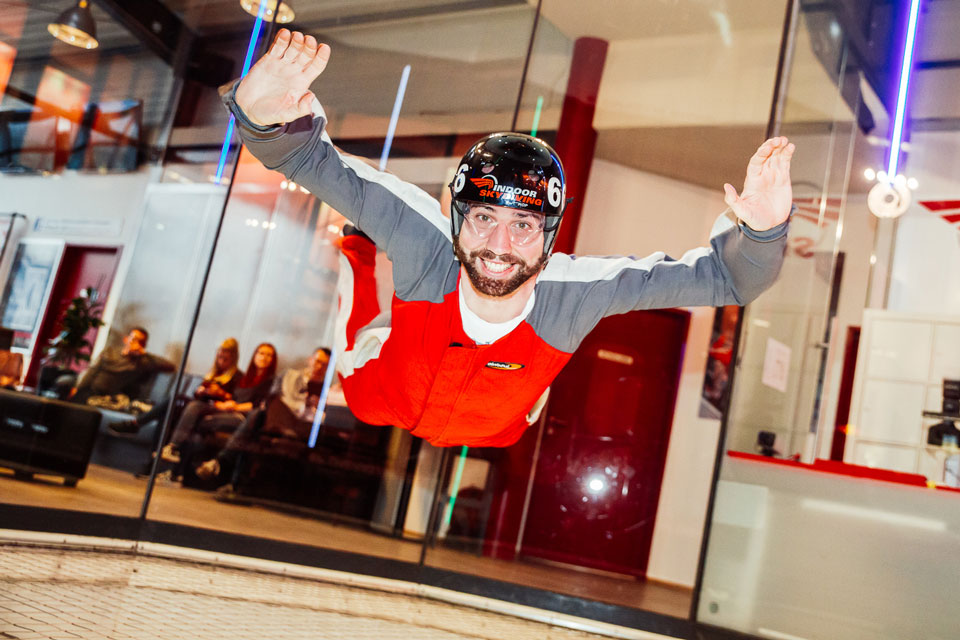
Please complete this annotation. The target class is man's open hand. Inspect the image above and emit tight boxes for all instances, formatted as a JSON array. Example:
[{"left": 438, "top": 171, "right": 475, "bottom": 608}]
[
  {"left": 724, "top": 137, "right": 795, "bottom": 232},
  {"left": 235, "top": 29, "right": 330, "bottom": 127}
]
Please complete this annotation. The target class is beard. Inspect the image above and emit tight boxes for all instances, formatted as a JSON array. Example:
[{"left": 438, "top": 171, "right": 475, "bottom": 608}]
[{"left": 454, "top": 239, "right": 546, "bottom": 297}]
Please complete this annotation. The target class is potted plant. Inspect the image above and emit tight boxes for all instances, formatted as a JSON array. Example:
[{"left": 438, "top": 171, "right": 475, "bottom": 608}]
[{"left": 38, "top": 287, "right": 104, "bottom": 396}]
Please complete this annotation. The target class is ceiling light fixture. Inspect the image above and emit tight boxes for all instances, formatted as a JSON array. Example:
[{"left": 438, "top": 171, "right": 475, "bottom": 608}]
[
  {"left": 47, "top": 0, "right": 99, "bottom": 50},
  {"left": 239, "top": 0, "right": 295, "bottom": 24},
  {"left": 865, "top": 0, "right": 923, "bottom": 220}
]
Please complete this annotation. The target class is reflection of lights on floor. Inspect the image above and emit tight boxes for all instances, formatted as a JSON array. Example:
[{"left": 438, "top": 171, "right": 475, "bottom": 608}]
[
  {"left": 585, "top": 475, "right": 606, "bottom": 495},
  {"left": 800, "top": 498, "right": 945, "bottom": 531}
]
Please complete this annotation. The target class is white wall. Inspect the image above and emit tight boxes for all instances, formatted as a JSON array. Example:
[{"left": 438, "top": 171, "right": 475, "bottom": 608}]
[
  {"left": 574, "top": 158, "right": 727, "bottom": 587},
  {"left": 816, "top": 130, "right": 960, "bottom": 461},
  {"left": 0, "top": 169, "right": 156, "bottom": 359},
  {"left": 887, "top": 130, "right": 960, "bottom": 315}
]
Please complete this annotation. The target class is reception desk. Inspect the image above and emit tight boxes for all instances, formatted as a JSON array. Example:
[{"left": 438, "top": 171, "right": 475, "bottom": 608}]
[{"left": 698, "top": 452, "right": 960, "bottom": 640}]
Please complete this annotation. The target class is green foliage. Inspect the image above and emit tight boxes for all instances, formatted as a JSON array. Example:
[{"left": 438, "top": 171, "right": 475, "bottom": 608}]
[{"left": 43, "top": 287, "right": 104, "bottom": 369}]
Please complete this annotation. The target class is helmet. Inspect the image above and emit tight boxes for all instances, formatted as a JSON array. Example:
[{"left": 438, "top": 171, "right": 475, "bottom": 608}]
[{"left": 449, "top": 132, "right": 567, "bottom": 256}]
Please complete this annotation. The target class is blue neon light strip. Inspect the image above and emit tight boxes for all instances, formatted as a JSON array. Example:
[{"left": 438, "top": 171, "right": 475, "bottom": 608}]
[
  {"left": 379, "top": 65, "right": 412, "bottom": 171},
  {"left": 215, "top": 1, "right": 270, "bottom": 183},
  {"left": 309, "top": 64, "right": 413, "bottom": 448},
  {"left": 308, "top": 349, "right": 338, "bottom": 448},
  {"left": 886, "top": 0, "right": 922, "bottom": 181}
]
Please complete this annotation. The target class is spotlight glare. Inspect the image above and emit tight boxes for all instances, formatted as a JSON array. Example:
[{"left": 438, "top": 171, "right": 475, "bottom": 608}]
[
  {"left": 863, "top": 168, "right": 876, "bottom": 181},
  {"left": 877, "top": 170, "right": 888, "bottom": 182},
  {"left": 585, "top": 475, "right": 606, "bottom": 495},
  {"left": 907, "top": 177, "right": 919, "bottom": 190}
]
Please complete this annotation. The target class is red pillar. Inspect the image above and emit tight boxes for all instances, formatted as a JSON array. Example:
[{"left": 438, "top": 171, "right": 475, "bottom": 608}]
[{"left": 550, "top": 37, "right": 608, "bottom": 256}]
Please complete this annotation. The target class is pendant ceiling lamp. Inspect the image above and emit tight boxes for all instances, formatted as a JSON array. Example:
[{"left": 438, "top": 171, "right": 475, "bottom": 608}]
[
  {"left": 47, "top": 0, "right": 99, "bottom": 50},
  {"left": 240, "top": 0, "right": 295, "bottom": 24}
]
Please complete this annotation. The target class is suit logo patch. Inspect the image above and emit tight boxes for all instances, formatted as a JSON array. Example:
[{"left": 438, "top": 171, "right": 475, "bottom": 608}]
[{"left": 486, "top": 361, "right": 524, "bottom": 371}]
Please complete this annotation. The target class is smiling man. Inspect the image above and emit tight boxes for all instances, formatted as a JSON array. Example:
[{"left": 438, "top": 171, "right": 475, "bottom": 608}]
[{"left": 220, "top": 29, "right": 795, "bottom": 448}]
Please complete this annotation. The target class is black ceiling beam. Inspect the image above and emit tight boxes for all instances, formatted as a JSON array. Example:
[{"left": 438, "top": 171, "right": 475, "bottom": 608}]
[
  {"left": 94, "top": 0, "right": 192, "bottom": 65},
  {"left": 93, "top": 0, "right": 235, "bottom": 86}
]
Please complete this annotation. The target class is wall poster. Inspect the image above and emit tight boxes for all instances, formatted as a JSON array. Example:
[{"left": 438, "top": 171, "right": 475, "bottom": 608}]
[{"left": 0, "top": 239, "right": 64, "bottom": 353}]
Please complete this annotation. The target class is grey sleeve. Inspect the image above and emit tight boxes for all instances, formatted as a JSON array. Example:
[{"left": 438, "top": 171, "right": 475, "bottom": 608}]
[
  {"left": 219, "top": 81, "right": 456, "bottom": 302},
  {"left": 530, "top": 209, "right": 791, "bottom": 352},
  {"left": 147, "top": 354, "right": 176, "bottom": 373}
]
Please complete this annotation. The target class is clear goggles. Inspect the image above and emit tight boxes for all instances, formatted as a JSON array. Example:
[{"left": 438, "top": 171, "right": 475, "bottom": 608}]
[{"left": 461, "top": 207, "right": 546, "bottom": 247}]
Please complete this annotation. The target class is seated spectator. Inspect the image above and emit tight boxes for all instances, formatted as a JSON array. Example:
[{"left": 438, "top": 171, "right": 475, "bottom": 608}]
[
  {"left": 72, "top": 327, "right": 174, "bottom": 407},
  {"left": 193, "top": 337, "right": 243, "bottom": 402},
  {"left": 160, "top": 342, "right": 278, "bottom": 463},
  {"left": 194, "top": 347, "right": 331, "bottom": 484},
  {"left": 0, "top": 350, "right": 23, "bottom": 389},
  {"left": 135, "top": 336, "right": 241, "bottom": 449}
]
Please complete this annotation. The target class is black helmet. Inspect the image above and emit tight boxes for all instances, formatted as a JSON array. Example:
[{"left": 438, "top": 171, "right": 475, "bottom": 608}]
[{"left": 449, "top": 132, "right": 567, "bottom": 256}]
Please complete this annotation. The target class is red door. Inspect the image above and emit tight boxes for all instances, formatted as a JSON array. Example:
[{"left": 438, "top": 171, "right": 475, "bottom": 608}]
[
  {"left": 519, "top": 308, "right": 689, "bottom": 577},
  {"left": 24, "top": 245, "right": 120, "bottom": 386}
]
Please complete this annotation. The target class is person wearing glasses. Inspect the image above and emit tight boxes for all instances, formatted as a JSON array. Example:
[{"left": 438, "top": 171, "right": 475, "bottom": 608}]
[{"left": 219, "top": 29, "right": 795, "bottom": 448}]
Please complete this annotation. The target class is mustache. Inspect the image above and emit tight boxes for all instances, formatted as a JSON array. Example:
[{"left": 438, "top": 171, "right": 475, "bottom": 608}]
[{"left": 469, "top": 249, "right": 522, "bottom": 265}]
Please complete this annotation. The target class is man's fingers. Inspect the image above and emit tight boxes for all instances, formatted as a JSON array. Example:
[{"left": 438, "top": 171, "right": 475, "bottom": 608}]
[
  {"left": 296, "top": 35, "right": 317, "bottom": 67},
  {"left": 748, "top": 136, "right": 790, "bottom": 177},
  {"left": 304, "top": 43, "right": 331, "bottom": 78},
  {"left": 747, "top": 138, "right": 777, "bottom": 175},
  {"left": 771, "top": 140, "right": 795, "bottom": 179},
  {"left": 269, "top": 28, "right": 291, "bottom": 58},
  {"left": 281, "top": 30, "right": 304, "bottom": 61}
]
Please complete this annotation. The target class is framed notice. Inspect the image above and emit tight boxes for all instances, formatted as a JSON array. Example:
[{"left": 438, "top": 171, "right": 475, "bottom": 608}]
[{"left": 0, "top": 239, "right": 64, "bottom": 353}]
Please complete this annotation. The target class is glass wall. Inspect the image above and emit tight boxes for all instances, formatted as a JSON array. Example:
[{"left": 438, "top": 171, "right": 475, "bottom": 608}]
[
  {"left": 17, "top": 1, "right": 946, "bottom": 637},
  {"left": 419, "top": 0, "right": 789, "bottom": 616},
  {"left": 699, "top": 1, "right": 960, "bottom": 637},
  {"left": 140, "top": 0, "right": 545, "bottom": 567},
  {"left": 0, "top": 0, "right": 245, "bottom": 516}
]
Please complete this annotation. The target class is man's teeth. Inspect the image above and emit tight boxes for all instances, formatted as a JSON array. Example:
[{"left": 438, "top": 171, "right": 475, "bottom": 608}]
[{"left": 482, "top": 259, "right": 512, "bottom": 273}]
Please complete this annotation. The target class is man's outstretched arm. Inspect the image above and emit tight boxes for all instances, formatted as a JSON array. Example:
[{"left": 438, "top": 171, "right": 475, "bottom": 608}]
[
  {"left": 532, "top": 138, "right": 796, "bottom": 353},
  {"left": 219, "top": 29, "right": 455, "bottom": 300}
]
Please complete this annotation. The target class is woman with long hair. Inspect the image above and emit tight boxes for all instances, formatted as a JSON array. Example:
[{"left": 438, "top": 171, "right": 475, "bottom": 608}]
[
  {"left": 194, "top": 337, "right": 242, "bottom": 401},
  {"left": 162, "top": 342, "right": 278, "bottom": 463}
]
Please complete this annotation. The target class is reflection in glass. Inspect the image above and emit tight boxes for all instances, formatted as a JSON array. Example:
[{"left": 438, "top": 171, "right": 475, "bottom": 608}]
[
  {"left": 421, "top": 0, "right": 788, "bottom": 619},
  {"left": 701, "top": 1, "right": 960, "bottom": 637},
  {"left": 0, "top": 0, "right": 228, "bottom": 518},
  {"left": 145, "top": 2, "right": 541, "bottom": 569}
]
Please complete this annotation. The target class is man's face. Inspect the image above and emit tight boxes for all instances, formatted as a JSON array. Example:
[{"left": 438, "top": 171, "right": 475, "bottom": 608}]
[
  {"left": 308, "top": 350, "right": 329, "bottom": 382},
  {"left": 122, "top": 330, "right": 147, "bottom": 356},
  {"left": 454, "top": 204, "right": 547, "bottom": 297}
]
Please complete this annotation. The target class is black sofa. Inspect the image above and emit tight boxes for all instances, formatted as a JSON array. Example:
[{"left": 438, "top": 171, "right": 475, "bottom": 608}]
[{"left": 0, "top": 388, "right": 102, "bottom": 486}]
